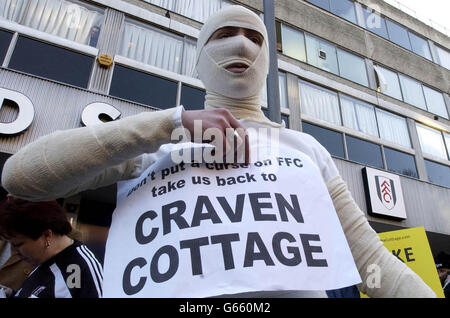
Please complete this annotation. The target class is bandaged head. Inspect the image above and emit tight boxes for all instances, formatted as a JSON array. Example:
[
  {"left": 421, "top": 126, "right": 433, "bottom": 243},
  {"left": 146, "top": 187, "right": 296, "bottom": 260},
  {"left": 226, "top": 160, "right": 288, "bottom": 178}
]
[{"left": 196, "top": 6, "right": 269, "bottom": 99}]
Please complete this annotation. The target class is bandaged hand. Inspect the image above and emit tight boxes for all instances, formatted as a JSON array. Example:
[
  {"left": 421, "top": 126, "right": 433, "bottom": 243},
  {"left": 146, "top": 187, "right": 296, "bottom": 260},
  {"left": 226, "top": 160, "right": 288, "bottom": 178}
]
[{"left": 181, "top": 108, "right": 250, "bottom": 164}]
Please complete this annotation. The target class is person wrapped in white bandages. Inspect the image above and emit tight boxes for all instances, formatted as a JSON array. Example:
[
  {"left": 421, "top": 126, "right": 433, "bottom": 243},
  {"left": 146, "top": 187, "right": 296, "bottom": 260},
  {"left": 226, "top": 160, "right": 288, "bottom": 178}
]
[{"left": 1, "top": 5, "right": 435, "bottom": 298}]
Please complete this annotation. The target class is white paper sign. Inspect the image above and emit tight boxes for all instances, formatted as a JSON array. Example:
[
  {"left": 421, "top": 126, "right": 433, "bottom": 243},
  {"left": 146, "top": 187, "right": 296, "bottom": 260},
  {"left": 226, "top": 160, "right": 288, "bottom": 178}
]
[{"left": 103, "top": 141, "right": 361, "bottom": 298}]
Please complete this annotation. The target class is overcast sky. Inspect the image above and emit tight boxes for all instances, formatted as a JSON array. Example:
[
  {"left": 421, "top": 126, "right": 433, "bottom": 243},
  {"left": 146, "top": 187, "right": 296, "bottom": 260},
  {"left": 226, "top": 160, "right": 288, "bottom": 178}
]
[{"left": 383, "top": 0, "right": 450, "bottom": 32}]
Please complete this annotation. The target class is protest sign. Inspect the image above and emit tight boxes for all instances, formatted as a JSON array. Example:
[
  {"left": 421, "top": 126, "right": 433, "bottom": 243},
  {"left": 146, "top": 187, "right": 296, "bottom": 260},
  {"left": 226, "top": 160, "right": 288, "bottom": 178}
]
[
  {"left": 103, "top": 138, "right": 361, "bottom": 297},
  {"left": 361, "top": 227, "right": 444, "bottom": 298},
  {"left": 379, "top": 227, "right": 444, "bottom": 297}
]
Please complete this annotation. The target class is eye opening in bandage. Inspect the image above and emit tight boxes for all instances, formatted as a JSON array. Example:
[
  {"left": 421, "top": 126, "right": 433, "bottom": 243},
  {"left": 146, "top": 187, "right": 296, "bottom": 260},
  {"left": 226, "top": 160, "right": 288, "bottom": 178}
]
[{"left": 207, "top": 26, "right": 264, "bottom": 47}]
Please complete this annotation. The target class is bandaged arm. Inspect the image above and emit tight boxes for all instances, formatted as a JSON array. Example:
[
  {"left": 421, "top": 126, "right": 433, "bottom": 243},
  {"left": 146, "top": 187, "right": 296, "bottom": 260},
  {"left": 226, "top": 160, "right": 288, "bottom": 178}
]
[
  {"left": 327, "top": 176, "right": 436, "bottom": 298},
  {"left": 2, "top": 107, "right": 184, "bottom": 201}
]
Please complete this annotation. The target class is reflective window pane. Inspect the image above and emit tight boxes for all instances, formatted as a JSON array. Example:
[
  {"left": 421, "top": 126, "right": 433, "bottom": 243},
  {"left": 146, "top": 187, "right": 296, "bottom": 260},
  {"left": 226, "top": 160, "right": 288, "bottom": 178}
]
[
  {"left": 425, "top": 160, "right": 450, "bottom": 188},
  {"left": 346, "top": 135, "right": 384, "bottom": 168},
  {"left": 180, "top": 85, "right": 205, "bottom": 111},
  {"left": 385, "top": 147, "right": 418, "bottom": 178},
  {"left": 374, "top": 65, "right": 402, "bottom": 100},
  {"left": 9, "top": 36, "right": 93, "bottom": 88},
  {"left": 305, "top": 0, "right": 330, "bottom": 11},
  {"left": 0, "top": 0, "right": 104, "bottom": 47},
  {"left": 386, "top": 20, "right": 411, "bottom": 50},
  {"left": 341, "top": 95, "right": 378, "bottom": 137},
  {"left": 0, "top": 30, "right": 13, "bottom": 64},
  {"left": 337, "top": 49, "right": 368, "bottom": 86},
  {"left": 422, "top": 86, "right": 448, "bottom": 119},
  {"left": 299, "top": 80, "right": 341, "bottom": 125},
  {"left": 281, "top": 24, "right": 306, "bottom": 62},
  {"left": 305, "top": 34, "right": 339, "bottom": 75},
  {"left": 181, "top": 39, "right": 198, "bottom": 78},
  {"left": 302, "top": 122, "right": 345, "bottom": 158},
  {"left": 262, "top": 108, "right": 290, "bottom": 129},
  {"left": 376, "top": 109, "right": 411, "bottom": 148},
  {"left": 399, "top": 75, "right": 426, "bottom": 110},
  {"left": 144, "top": 0, "right": 229, "bottom": 23},
  {"left": 416, "top": 123, "right": 447, "bottom": 160},
  {"left": 110, "top": 65, "right": 177, "bottom": 109},
  {"left": 408, "top": 32, "right": 432, "bottom": 60},
  {"left": 282, "top": 114, "right": 290, "bottom": 129},
  {"left": 119, "top": 22, "right": 183, "bottom": 74},
  {"left": 330, "top": 0, "right": 357, "bottom": 24},
  {"left": 445, "top": 132, "right": 450, "bottom": 159},
  {"left": 436, "top": 45, "right": 450, "bottom": 70},
  {"left": 363, "top": 8, "right": 388, "bottom": 39},
  {"left": 259, "top": 72, "right": 288, "bottom": 109},
  {"left": 279, "top": 72, "right": 288, "bottom": 109}
]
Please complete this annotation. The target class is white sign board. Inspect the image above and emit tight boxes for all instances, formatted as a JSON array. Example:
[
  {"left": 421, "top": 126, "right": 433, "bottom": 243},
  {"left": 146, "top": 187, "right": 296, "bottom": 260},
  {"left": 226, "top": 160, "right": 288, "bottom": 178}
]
[
  {"left": 362, "top": 167, "right": 407, "bottom": 220},
  {"left": 103, "top": 143, "right": 361, "bottom": 297}
]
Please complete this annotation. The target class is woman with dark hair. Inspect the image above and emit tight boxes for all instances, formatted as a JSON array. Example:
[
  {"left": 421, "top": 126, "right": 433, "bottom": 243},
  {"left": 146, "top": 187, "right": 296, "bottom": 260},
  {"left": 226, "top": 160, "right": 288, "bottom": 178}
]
[{"left": 0, "top": 197, "right": 102, "bottom": 298}]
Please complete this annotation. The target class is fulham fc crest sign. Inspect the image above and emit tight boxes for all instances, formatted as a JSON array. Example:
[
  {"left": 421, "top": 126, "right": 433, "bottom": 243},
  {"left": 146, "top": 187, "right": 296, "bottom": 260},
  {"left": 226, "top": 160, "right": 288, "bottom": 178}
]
[{"left": 362, "top": 167, "right": 407, "bottom": 220}]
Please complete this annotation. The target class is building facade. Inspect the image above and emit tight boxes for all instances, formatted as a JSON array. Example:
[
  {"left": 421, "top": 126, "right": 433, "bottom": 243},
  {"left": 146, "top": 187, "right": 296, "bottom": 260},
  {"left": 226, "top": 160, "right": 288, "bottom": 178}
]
[{"left": 0, "top": 0, "right": 449, "bottom": 260}]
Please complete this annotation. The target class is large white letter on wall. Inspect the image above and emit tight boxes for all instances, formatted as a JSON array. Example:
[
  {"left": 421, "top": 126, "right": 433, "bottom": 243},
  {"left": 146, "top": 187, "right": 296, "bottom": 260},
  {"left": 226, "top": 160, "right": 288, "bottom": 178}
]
[
  {"left": 81, "top": 102, "right": 121, "bottom": 126},
  {"left": 0, "top": 88, "right": 35, "bottom": 135}
]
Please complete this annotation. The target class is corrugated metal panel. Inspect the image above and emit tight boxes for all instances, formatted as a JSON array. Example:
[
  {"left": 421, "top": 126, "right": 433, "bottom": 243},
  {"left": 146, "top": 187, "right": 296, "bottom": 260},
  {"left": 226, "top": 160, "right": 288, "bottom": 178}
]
[
  {"left": 334, "top": 158, "right": 450, "bottom": 235},
  {"left": 89, "top": 8, "right": 124, "bottom": 94},
  {"left": 0, "top": 69, "right": 157, "bottom": 154}
]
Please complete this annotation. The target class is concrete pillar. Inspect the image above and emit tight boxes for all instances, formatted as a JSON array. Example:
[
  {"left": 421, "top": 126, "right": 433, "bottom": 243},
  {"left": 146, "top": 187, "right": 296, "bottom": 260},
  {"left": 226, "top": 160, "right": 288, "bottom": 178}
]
[
  {"left": 88, "top": 8, "right": 125, "bottom": 94},
  {"left": 286, "top": 72, "right": 301, "bottom": 132}
]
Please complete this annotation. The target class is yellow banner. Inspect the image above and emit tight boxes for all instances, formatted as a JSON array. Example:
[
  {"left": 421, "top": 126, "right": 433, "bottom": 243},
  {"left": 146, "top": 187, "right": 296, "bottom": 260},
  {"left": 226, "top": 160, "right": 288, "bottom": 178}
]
[{"left": 362, "top": 227, "right": 444, "bottom": 298}]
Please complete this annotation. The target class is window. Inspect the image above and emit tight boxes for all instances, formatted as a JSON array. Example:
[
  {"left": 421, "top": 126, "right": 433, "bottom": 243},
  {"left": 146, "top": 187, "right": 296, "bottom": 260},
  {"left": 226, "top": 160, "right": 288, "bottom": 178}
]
[
  {"left": 144, "top": 0, "right": 231, "bottom": 23},
  {"left": 445, "top": 133, "right": 450, "bottom": 159},
  {"left": 181, "top": 39, "right": 198, "bottom": 78},
  {"left": 435, "top": 45, "right": 450, "bottom": 70},
  {"left": 399, "top": 75, "right": 426, "bottom": 110},
  {"left": 425, "top": 160, "right": 450, "bottom": 188},
  {"left": 299, "top": 80, "right": 341, "bottom": 125},
  {"left": 422, "top": 86, "right": 449, "bottom": 119},
  {"left": 110, "top": 65, "right": 178, "bottom": 109},
  {"left": 340, "top": 95, "right": 378, "bottom": 137},
  {"left": 302, "top": 122, "right": 345, "bottom": 158},
  {"left": 0, "top": 0, "right": 104, "bottom": 47},
  {"left": 384, "top": 147, "right": 418, "bottom": 178},
  {"left": 262, "top": 109, "right": 290, "bottom": 129},
  {"left": 386, "top": 20, "right": 411, "bottom": 50},
  {"left": 305, "top": 0, "right": 330, "bottom": 11},
  {"left": 259, "top": 72, "right": 288, "bottom": 109},
  {"left": 337, "top": 49, "right": 368, "bottom": 86},
  {"left": 8, "top": 36, "right": 93, "bottom": 88},
  {"left": 408, "top": 32, "right": 432, "bottom": 61},
  {"left": 362, "top": 8, "right": 388, "bottom": 39},
  {"left": 330, "top": 0, "right": 357, "bottom": 24},
  {"left": 305, "top": 34, "right": 339, "bottom": 75},
  {"left": 282, "top": 114, "right": 290, "bottom": 129},
  {"left": 416, "top": 123, "right": 447, "bottom": 160},
  {"left": 119, "top": 22, "right": 184, "bottom": 75},
  {"left": 376, "top": 109, "right": 411, "bottom": 148},
  {"left": 346, "top": 135, "right": 383, "bottom": 168},
  {"left": 279, "top": 72, "right": 288, "bottom": 109},
  {"left": 373, "top": 65, "right": 402, "bottom": 100},
  {"left": 180, "top": 85, "right": 205, "bottom": 111},
  {"left": 280, "top": 24, "right": 306, "bottom": 62},
  {"left": 0, "top": 30, "right": 13, "bottom": 64}
]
